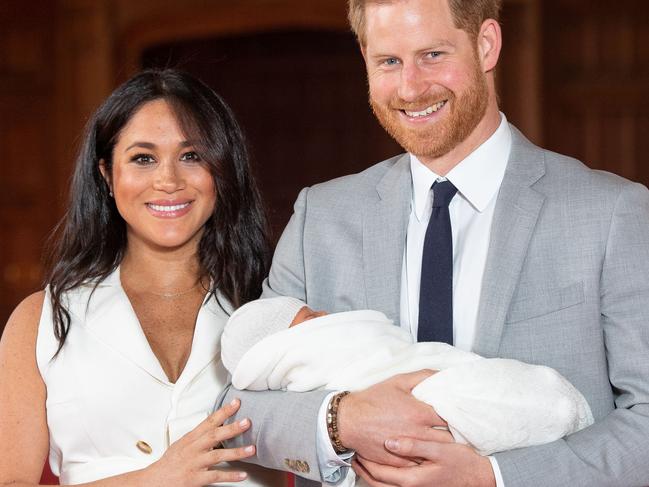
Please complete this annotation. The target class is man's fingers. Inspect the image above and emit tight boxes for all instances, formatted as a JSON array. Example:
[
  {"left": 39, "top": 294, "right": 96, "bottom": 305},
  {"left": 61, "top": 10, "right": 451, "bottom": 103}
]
[
  {"left": 430, "top": 411, "right": 448, "bottom": 428},
  {"left": 393, "top": 369, "right": 437, "bottom": 391},
  {"left": 356, "top": 456, "right": 410, "bottom": 486},
  {"left": 385, "top": 437, "right": 444, "bottom": 459},
  {"left": 353, "top": 458, "right": 396, "bottom": 487},
  {"left": 420, "top": 427, "right": 454, "bottom": 443},
  {"left": 373, "top": 450, "right": 420, "bottom": 467}
]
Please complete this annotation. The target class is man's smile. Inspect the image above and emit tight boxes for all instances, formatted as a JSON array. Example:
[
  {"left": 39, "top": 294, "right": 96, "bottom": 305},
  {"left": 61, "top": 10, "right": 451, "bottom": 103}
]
[{"left": 402, "top": 100, "right": 448, "bottom": 118}]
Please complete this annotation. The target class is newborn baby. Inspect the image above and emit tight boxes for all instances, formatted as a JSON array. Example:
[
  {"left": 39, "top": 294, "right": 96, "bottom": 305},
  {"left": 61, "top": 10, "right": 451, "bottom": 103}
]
[{"left": 221, "top": 297, "right": 593, "bottom": 458}]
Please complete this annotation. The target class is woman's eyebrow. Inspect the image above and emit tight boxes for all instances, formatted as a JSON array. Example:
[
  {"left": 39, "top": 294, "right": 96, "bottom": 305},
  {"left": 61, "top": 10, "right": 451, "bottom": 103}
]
[
  {"left": 125, "top": 141, "right": 156, "bottom": 151},
  {"left": 125, "top": 140, "right": 196, "bottom": 151}
]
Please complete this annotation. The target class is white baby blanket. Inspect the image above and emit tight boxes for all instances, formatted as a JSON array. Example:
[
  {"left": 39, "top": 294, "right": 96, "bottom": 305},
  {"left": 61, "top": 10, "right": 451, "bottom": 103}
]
[{"left": 221, "top": 309, "right": 593, "bottom": 457}]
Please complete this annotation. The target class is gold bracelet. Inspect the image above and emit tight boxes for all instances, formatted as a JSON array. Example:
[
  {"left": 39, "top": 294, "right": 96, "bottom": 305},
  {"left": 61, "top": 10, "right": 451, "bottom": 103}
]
[{"left": 327, "top": 391, "right": 350, "bottom": 454}]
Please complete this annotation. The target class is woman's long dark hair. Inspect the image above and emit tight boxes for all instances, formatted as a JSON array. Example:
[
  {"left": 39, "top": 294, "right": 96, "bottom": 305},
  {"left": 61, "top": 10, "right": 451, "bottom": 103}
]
[{"left": 46, "top": 69, "right": 271, "bottom": 352}]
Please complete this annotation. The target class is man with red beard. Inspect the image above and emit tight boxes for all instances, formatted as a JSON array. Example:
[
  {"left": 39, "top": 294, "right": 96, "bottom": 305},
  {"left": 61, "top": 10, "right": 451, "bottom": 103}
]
[{"left": 222, "top": 0, "right": 649, "bottom": 486}]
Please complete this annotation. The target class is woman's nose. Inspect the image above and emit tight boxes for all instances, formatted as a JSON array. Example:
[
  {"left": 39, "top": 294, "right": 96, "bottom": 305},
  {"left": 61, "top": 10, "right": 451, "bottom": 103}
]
[{"left": 153, "top": 161, "right": 185, "bottom": 192}]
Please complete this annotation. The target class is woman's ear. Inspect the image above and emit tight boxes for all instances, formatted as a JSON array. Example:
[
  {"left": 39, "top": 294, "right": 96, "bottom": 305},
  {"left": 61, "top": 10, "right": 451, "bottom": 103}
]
[{"left": 98, "top": 159, "right": 113, "bottom": 196}]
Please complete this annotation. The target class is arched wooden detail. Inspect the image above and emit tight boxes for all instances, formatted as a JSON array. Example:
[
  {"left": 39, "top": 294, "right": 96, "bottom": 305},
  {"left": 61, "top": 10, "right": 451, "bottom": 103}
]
[{"left": 115, "top": 1, "right": 350, "bottom": 80}]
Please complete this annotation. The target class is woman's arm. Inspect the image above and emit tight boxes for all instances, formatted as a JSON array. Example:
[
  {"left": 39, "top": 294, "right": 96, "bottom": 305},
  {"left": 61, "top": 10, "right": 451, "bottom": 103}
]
[
  {"left": 0, "top": 291, "right": 50, "bottom": 486},
  {"left": 0, "top": 293, "right": 254, "bottom": 487}
]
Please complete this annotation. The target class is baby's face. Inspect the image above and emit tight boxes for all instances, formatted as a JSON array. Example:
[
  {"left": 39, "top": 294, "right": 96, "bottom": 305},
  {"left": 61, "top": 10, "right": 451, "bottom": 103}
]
[{"left": 289, "top": 306, "right": 328, "bottom": 327}]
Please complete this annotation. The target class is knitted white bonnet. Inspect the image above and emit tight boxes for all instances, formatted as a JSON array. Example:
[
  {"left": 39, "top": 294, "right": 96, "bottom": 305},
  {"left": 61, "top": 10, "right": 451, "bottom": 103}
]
[{"left": 221, "top": 296, "right": 306, "bottom": 374}]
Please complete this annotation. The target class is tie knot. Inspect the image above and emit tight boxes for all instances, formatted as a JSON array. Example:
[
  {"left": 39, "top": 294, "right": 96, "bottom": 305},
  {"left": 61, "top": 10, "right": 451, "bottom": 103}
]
[{"left": 431, "top": 180, "right": 458, "bottom": 208}]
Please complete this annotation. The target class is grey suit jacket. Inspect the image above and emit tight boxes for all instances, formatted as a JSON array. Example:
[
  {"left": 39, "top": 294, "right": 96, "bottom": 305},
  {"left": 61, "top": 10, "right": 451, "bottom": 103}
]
[{"left": 224, "top": 126, "right": 649, "bottom": 486}]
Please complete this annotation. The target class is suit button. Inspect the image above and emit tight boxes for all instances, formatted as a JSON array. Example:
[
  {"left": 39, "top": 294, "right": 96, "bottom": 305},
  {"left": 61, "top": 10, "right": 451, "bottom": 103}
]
[{"left": 136, "top": 440, "right": 153, "bottom": 454}]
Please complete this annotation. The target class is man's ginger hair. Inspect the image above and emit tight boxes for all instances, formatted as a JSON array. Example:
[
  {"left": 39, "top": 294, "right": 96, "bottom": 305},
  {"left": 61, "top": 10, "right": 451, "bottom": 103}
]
[{"left": 348, "top": 0, "right": 502, "bottom": 45}]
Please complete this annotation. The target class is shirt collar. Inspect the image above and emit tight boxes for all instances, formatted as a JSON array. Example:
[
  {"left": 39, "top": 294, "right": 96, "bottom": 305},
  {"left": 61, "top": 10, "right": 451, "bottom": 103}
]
[{"left": 410, "top": 113, "right": 512, "bottom": 220}]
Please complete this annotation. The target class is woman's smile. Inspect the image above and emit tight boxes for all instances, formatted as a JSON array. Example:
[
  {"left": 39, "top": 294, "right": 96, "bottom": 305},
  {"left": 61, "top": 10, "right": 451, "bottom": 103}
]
[{"left": 145, "top": 199, "right": 194, "bottom": 218}]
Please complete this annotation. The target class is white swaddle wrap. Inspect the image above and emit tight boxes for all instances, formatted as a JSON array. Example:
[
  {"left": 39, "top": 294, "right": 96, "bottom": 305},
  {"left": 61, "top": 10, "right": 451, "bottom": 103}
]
[{"left": 222, "top": 307, "right": 593, "bottom": 457}]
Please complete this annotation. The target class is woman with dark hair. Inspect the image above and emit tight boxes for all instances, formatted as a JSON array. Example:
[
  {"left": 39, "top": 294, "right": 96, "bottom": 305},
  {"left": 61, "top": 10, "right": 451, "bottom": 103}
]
[{"left": 0, "top": 70, "right": 283, "bottom": 486}]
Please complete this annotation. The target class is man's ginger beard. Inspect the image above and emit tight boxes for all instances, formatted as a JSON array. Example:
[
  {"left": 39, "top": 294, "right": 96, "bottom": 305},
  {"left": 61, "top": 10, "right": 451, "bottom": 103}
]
[{"left": 370, "top": 54, "right": 489, "bottom": 161}]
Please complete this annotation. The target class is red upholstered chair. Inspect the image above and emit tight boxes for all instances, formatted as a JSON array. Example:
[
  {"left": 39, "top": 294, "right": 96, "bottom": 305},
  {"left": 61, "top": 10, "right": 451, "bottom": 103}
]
[
  {"left": 40, "top": 463, "right": 293, "bottom": 485},
  {"left": 40, "top": 463, "right": 58, "bottom": 484}
]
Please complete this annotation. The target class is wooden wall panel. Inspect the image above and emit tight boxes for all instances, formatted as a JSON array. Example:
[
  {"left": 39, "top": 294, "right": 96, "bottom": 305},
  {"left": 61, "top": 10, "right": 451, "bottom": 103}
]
[
  {"left": 0, "top": 0, "right": 58, "bottom": 328},
  {"left": 497, "top": 0, "right": 542, "bottom": 144},
  {"left": 143, "top": 31, "right": 401, "bottom": 237},
  {"left": 1, "top": 0, "right": 646, "bottom": 332},
  {"left": 543, "top": 0, "right": 649, "bottom": 184}
]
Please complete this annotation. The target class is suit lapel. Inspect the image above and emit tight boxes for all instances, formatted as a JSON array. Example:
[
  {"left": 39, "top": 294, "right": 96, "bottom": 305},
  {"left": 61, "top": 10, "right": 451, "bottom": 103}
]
[
  {"left": 363, "top": 154, "right": 412, "bottom": 322},
  {"left": 473, "top": 127, "right": 546, "bottom": 357}
]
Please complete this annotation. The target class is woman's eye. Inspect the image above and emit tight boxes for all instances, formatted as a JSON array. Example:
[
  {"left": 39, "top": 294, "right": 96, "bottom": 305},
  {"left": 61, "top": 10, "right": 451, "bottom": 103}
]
[
  {"left": 131, "top": 154, "right": 155, "bottom": 165},
  {"left": 180, "top": 151, "right": 201, "bottom": 162}
]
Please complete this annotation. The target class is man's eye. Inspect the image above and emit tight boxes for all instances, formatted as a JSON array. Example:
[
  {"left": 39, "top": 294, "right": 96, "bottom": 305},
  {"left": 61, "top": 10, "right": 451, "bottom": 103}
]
[
  {"left": 383, "top": 58, "right": 400, "bottom": 66},
  {"left": 427, "top": 51, "right": 442, "bottom": 59},
  {"left": 180, "top": 151, "right": 201, "bottom": 162},
  {"left": 131, "top": 154, "right": 154, "bottom": 164}
]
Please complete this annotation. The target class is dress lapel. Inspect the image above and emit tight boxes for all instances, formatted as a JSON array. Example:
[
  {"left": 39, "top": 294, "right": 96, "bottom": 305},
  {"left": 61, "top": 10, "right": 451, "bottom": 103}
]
[
  {"left": 472, "top": 127, "right": 546, "bottom": 357},
  {"left": 363, "top": 155, "right": 412, "bottom": 322},
  {"left": 81, "top": 268, "right": 170, "bottom": 384},
  {"left": 81, "top": 269, "right": 228, "bottom": 386},
  {"left": 173, "top": 292, "right": 229, "bottom": 392}
]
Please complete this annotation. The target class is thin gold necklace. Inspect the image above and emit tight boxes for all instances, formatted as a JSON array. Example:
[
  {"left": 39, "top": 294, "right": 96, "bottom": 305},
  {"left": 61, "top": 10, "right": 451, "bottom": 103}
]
[
  {"left": 126, "top": 280, "right": 203, "bottom": 299},
  {"left": 147, "top": 282, "right": 201, "bottom": 299}
]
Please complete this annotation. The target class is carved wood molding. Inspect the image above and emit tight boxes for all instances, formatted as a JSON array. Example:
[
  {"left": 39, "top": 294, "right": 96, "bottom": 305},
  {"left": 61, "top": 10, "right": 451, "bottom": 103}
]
[{"left": 115, "top": 1, "right": 350, "bottom": 80}]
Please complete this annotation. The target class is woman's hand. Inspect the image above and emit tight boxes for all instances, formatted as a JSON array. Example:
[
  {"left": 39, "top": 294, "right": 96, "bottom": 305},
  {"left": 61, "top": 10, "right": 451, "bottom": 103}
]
[{"left": 145, "top": 398, "right": 255, "bottom": 486}]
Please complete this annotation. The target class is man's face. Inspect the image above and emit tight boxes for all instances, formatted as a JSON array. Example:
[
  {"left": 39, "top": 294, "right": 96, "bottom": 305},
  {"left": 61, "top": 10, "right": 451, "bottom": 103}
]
[{"left": 363, "top": 0, "right": 489, "bottom": 162}]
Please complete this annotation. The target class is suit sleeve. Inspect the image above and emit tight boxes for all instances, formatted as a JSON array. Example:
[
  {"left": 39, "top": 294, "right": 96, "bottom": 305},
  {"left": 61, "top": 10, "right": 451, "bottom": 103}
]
[
  {"left": 261, "top": 187, "right": 309, "bottom": 300},
  {"left": 219, "top": 187, "right": 330, "bottom": 482},
  {"left": 494, "top": 181, "right": 649, "bottom": 486}
]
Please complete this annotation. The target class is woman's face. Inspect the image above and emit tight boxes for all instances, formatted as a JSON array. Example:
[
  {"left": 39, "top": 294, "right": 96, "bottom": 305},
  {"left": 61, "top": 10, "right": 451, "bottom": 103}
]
[{"left": 103, "top": 99, "right": 217, "bottom": 252}]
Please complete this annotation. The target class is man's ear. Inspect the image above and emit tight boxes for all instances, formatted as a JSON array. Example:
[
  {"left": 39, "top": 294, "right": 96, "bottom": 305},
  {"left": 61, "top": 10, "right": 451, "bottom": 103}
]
[
  {"left": 360, "top": 44, "right": 367, "bottom": 62},
  {"left": 98, "top": 159, "right": 113, "bottom": 195},
  {"left": 477, "top": 19, "right": 502, "bottom": 73}
]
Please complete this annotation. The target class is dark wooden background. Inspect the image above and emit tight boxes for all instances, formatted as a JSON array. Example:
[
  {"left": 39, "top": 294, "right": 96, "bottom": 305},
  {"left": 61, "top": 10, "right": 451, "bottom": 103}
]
[{"left": 1, "top": 0, "right": 648, "bottom": 332}]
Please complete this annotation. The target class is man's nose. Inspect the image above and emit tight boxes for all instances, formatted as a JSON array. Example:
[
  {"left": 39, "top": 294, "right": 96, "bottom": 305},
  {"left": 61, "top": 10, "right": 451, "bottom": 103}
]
[{"left": 397, "top": 63, "right": 428, "bottom": 103}]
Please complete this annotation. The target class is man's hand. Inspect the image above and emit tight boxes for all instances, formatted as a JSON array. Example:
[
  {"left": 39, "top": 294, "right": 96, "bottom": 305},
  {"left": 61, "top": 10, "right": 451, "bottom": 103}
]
[
  {"left": 337, "top": 370, "right": 448, "bottom": 466},
  {"left": 353, "top": 438, "right": 496, "bottom": 487}
]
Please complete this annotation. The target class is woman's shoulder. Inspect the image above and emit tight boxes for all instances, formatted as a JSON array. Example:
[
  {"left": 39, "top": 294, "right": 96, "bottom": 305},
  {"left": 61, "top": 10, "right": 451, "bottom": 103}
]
[
  {"left": 1, "top": 291, "right": 46, "bottom": 365},
  {"left": 3, "top": 291, "right": 45, "bottom": 341}
]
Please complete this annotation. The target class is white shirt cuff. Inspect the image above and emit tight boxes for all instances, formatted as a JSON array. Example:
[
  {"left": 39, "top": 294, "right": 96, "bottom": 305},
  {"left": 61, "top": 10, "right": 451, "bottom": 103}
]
[
  {"left": 316, "top": 392, "right": 354, "bottom": 484},
  {"left": 488, "top": 456, "right": 505, "bottom": 487}
]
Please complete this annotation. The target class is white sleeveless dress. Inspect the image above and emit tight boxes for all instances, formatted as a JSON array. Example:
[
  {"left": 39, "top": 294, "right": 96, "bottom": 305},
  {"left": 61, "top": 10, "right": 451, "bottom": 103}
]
[{"left": 36, "top": 268, "right": 284, "bottom": 485}]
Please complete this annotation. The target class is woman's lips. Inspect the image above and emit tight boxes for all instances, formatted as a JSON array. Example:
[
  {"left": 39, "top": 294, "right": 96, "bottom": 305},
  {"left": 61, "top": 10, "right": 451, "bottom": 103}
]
[{"left": 145, "top": 200, "right": 193, "bottom": 218}]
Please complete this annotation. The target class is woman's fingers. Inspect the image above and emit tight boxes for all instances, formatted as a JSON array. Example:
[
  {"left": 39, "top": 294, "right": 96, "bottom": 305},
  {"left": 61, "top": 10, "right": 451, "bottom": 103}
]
[
  {"left": 207, "top": 444, "right": 256, "bottom": 464},
  {"left": 184, "top": 398, "right": 243, "bottom": 444},
  {"left": 196, "top": 416, "right": 251, "bottom": 451},
  {"left": 208, "top": 398, "right": 242, "bottom": 427},
  {"left": 199, "top": 468, "right": 249, "bottom": 484},
  {"left": 196, "top": 446, "right": 256, "bottom": 485}
]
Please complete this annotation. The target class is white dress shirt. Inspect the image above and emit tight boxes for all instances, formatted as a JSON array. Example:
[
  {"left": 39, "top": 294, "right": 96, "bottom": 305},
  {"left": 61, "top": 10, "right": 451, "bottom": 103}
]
[
  {"left": 400, "top": 114, "right": 511, "bottom": 348},
  {"left": 399, "top": 113, "right": 511, "bottom": 486},
  {"left": 317, "top": 114, "right": 511, "bottom": 485}
]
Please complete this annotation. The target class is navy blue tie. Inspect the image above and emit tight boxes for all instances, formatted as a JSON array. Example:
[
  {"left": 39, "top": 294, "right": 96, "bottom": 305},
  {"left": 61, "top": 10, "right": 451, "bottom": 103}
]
[{"left": 418, "top": 180, "right": 458, "bottom": 344}]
